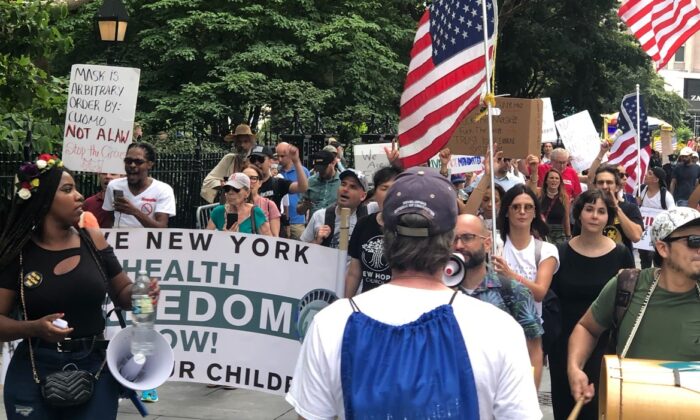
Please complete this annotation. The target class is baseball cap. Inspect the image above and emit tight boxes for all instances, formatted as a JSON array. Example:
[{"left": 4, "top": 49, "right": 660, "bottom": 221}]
[
  {"left": 323, "top": 145, "right": 338, "bottom": 155},
  {"left": 224, "top": 173, "right": 250, "bottom": 190},
  {"left": 680, "top": 147, "right": 694, "bottom": 156},
  {"left": 339, "top": 169, "right": 368, "bottom": 191},
  {"left": 250, "top": 145, "right": 274, "bottom": 158},
  {"left": 650, "top": 207, "right": 700, "bottom": 244},
  {"left": 312, "top": 150, "right": 335, "bottom": 167},
  {"left": 382, "top": 167, "right": 458, "bottom": 237}
]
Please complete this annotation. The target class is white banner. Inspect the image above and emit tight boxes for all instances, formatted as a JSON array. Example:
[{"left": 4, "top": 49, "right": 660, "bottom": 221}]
[
  {"left": 63, "top": 64, "right": 140, "bottom": 174},
  {"left": 541, "top": 98, "right": 557, "bottom": 143},
  {"left": 555, "top": 111, "right": 600, "bottom": 172},
  {"left": 633, "top": 207, "right": 664, "bottom": 251},
  {"left": 103, "top": 229, "right": 342, "bottom": 395}
]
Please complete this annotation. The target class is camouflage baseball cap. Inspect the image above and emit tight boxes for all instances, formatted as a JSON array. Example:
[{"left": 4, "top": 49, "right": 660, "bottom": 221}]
[{"left": 651, "top": 207, "right": 700, "bottom": 244}]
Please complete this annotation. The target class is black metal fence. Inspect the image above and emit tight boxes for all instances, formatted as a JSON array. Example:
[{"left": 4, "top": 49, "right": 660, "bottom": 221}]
[{"left": 0, "top": 152, "right": 226, "bottom": 229}]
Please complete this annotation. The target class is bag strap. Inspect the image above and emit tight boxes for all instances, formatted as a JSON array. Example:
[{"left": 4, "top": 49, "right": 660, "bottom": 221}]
[
  {"left": 322, "top": 205, "right": 337, "bottom": 247},
  {"left": 609, "top": 268, "right": 641, "bottom": 352},
  {"left": 534, "top": 238, "right": 542, "bottom": 266},
  {"left": 660, "top": 187, "right": 667, "bottom": 210},
  {"left": 251, "top": 205, "right": 258, "bottom": 234}
]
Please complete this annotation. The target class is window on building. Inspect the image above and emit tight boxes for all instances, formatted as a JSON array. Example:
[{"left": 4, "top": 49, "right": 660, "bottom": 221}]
[{"left": 675, "top": 45, "right": 686, "bottom": 62}]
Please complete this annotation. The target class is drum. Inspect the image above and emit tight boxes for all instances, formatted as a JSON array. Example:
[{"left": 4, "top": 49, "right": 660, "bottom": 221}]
[{"left": 600, "top": 355, "right": 700, "bottom": 419}]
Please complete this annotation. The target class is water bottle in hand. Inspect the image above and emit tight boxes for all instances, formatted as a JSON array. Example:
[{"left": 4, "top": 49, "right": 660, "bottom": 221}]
[{"left": 131, "top": 271, "right": 156, "bottom": 356}]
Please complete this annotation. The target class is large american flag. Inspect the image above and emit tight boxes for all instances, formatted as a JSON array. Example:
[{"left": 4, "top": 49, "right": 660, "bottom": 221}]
[
  {"left": 607, "top": 93, "right": 652, "bottom": 193},
  {"left": 618, "top": 0, "right": 700, "bottom": 70},
  {"left": 398, "top": 0, "right": 497, "bottom": 168}
]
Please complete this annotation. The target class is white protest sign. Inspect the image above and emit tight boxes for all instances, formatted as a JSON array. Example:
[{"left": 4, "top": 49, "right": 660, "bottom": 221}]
[
  {"left": 633, "top": 207, "right": 663, "bottom": 251},
  {"left": 63, "top": 64, "right": 140, "bottom": 174},
  {"left": 103, "top": 229, "right": 342, "bottom": 396},
  {"left": 541, "top": 98, "right": 557, "bottom": 143},
  {"left": 555, "top": 111, "right": 600, "bottom": 172},
  {"left": 428, "top": 155, "right": 484, "bottom": 174},
  {"left": 353, "top": 143, "right": 392, "bottom": 184}
]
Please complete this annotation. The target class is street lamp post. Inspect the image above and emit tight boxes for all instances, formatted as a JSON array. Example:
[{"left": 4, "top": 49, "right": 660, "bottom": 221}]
[{"left": 94, "top": 0, "right": 129, "bottom": 64}]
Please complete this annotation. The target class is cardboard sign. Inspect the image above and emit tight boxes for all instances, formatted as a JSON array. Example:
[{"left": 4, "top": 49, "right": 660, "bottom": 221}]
[
  {"left": 448, "top": 97, "right": 543, "bottom": 159},
  {"left": 555, "top": 111, "right": 601, "bottom": 173},
  {"left": 63, "top": 64, "right": 140, "bottom": 174},
  {"left": 353, "top": 143, "right": 392, "bottom": 184},
  {"left": 428, "top": 155, "right": 484, "bottom": 174},
  {"left": 541, "top": 98, "right": 557, "bottom": 143},
  {"left": 103, "top": 229, "right": 343, "bottom": 395},
  {"left": 633, "top": 207, "right": 664, "bottom": 251}
]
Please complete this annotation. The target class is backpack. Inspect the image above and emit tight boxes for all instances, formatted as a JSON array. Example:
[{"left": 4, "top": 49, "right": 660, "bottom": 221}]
[
  {"left": 534, "top": 238, "right": 562, "bottom": 356},
  {"left": 640, "top": 185, "right": 667, "bottom": 209},
  {"left": 321, "top": 204, "right": 369, "bottom": 247},
  {"left": 606, "top": 268, "right": 641, "bottom": 354}
]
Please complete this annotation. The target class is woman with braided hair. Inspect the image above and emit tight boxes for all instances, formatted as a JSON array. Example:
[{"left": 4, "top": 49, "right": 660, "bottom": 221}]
[{"left": 0, "top": 155, "right": 159, "bottom": 419}]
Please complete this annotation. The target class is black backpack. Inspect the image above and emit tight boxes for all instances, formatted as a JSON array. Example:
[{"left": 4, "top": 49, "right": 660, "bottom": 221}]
[{"left": 321, "top": 204, "right": 369, "bottom": 247}]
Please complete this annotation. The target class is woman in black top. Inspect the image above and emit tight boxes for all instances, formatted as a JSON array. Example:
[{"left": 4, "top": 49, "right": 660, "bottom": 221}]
[
  {"left": 0, "top": 155, "right": 159, "bottom": 419},
  {"left": 345, "top": 166, "right": 401, "bottom": 297},
  {"left": 528, "top": 167, "right": 571, "bottom": 245},
  {"left": 548, "top": 190, "right": 634, "bottom": 420}
]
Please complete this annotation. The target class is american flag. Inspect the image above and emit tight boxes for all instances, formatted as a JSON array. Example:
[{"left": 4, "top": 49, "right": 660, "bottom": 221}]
[
  {"left": 398, "top": 0, "right": 497, "bottom": 168},
  {"left": 607, "top": 93, "right": 652, "bottom": 193},
  {"left": 618, "top": 0, "right": 700, "bottom": 70}
]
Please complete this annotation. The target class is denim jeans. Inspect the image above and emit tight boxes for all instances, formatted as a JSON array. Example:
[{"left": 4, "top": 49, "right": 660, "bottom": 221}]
[{"left": 4, "top": 340, "right": 120, "bottom": 420}]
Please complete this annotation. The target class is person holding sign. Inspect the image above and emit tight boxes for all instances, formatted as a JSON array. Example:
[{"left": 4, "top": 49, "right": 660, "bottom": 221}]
[
  {"left": 0, "top": 155, "right": 159, "bottom": 419},
  {"left": 102, "top": 142, "right": 176, "bottom": 229},
  {"left": 206, "top": 173, "right": 271, "bottom": 235}
]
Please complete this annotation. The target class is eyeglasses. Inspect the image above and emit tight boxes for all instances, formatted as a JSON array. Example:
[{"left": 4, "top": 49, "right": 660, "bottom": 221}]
[
  {"left": 510, "top": 203, "right": 535, "bottom": 213},
  {"left": 453, "top": 233, "right": 487, "bottom": 244},
  {"left": 497, "top": 158, "right": 512, "bottom": 163},
  {"left": 248, "top": 176, "right": 260, "bottom": 181},
  {"left": 124, "top": 158, "right": 147, "bottom": 166},
  {"left": 224, "top": 186, "right": 241, "bottom": 194},
  {"left": 249, "top": 155, "right": 266, "bottom": 164},
  {"left": 664, "top": 235, "right": 700, "bottom": 249}
]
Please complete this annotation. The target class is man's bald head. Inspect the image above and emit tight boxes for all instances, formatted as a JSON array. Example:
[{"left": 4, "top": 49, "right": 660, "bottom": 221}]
[
  {"left": 456, "top": 214, "right": 489, "bottom": 236},
  {"left": 276, "top": 142, "right": 292, "bottom": 169}
]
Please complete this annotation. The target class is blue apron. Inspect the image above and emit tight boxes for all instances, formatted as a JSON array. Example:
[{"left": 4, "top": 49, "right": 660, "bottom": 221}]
[{"left": 340, "top": 290, "right": 480, "bottom": 419}]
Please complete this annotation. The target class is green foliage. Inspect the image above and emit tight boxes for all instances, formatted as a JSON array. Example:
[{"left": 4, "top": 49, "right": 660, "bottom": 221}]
[
  {"left": 676, "top": 126, "right": 693, "bottom": 143},
  {"left": 0, "top": 1, "right": 72, "bottom": 152}
]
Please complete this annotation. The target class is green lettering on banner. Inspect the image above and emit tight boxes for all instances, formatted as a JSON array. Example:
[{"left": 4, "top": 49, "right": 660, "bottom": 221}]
[{"left": 139, "top": 286, "right": 299, "bottom": 340}]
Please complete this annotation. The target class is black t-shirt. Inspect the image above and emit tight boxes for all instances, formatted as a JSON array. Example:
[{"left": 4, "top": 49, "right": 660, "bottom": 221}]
[
  {"left": 540, "top": 195, "right": 566, "bottom": 225},
  {"left": 672, "top": 163, "right": 700, "bottom": 201},
  {"left": 259, "top": 177, "right": 292, "bottom": 209},
  {"left": 348, "top": 213, "right": 392, "bottom": 293},
  {"left": 0, "top": 238, "right": 122, "bottom": 338},
  {"left": 602, "top": 201, "right": 644, "bottom": 254}
]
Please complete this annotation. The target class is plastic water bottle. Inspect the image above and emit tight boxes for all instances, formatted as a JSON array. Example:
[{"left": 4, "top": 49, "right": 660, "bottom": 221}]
[{"left": 131, "top": 271, "right": 155, "bottom": 356}]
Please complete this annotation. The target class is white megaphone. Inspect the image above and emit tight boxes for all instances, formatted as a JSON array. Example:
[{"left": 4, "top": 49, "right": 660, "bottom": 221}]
[
  {"left": 442, "top": 253, "right": 466, "bottom": 287},
  {"left": 106, "top": 326, "right": 174, "bottom": 391}
]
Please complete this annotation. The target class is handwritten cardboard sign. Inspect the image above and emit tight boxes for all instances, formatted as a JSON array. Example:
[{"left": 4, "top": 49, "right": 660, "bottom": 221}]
[
  {"left": 447, "top": 97, "right": 543, "bottom": 159},
  {"left": 555, "top": 111, "right": 600, "bottom": 173},
  {"left": 62, "top": 64, "right": 140, "bottom": 174},
  {"left": 353, "top": 143, "right": 391, "bottom": 185}
]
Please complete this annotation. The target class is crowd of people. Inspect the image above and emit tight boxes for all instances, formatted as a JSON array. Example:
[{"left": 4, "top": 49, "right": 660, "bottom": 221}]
[{"left": 3, "top": 126, "right": 700, "bottom": 419}]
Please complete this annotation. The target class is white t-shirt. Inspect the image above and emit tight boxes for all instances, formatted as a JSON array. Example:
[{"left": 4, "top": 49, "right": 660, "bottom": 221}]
[
  {"left": 640, "top": 188, "right": 676, "bottom": 210},
  {"left": 103, "top": 177, "right": 176, "bottom": 228},
  {"left": 502, "top": 236, "right": 559, "bottom": 316},
  {"left": 300, "top": 202, "right": 379, "bottom": 248},
  {"left": 286, "top": 284, "right": 541, "bottom": 420}
]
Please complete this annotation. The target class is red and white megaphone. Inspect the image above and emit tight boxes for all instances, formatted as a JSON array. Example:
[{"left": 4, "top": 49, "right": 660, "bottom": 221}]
[{"left": 442, "top": 253, "right": 466, "bottom": 287}]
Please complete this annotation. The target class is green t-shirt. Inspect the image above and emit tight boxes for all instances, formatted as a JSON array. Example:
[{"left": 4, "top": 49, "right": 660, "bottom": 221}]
[
  {"left": 591, "top": 268, "right": 700, "bottom": 360},
  {"left": 210, "top": 205, "right": 267, "bottom": 233}
]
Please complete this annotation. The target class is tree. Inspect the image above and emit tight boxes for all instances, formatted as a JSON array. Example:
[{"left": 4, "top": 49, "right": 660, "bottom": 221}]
[{"left": 0, "top": 1, "right": 73, "bottom": 152}]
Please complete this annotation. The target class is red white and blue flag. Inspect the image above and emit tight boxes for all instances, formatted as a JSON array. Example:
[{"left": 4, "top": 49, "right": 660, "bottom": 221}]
[
  {"left": 607, "top": 93, "right": 652, "bottom": 192},
  {"left": 618, "top": 0, "right": 700, "bottom": 70},
  {"left": 398, "top": 0, "right": 497, "bottom": 168}
]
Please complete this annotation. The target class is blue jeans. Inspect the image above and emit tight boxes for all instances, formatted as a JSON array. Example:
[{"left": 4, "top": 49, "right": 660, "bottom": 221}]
[{"left": 4, "top": 340, "right": 121, "bottom": 420}]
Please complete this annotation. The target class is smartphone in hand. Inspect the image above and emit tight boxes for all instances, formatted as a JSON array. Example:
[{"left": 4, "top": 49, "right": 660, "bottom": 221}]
[{"left": 113, "top": 189, "right": 124, "bottom": 200}]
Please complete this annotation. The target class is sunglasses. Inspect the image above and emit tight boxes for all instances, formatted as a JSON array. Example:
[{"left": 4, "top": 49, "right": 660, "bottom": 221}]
[
  {"left": 664, "top": 235, "right": 700, "bottom": 249},
  {"left": 249, "top": 155, "right": 266, "bottom": 164},
  {"left": 124, "top": 158, "right": 147, "bottom": 166},
  {"left": 453, "top": 233, "right": 487, "bottom": 245},
  {"left": 619, "top": 172, "right": 628, "bottom": 178},
  {"left": 510, "top": 203, "right": 535, "bottom": 213},
  {"left": 497, "top": 158, "right": 512, "bottom": 163},
  {"left": 223, "top": 186, "right": 241, "bottom": 194}
]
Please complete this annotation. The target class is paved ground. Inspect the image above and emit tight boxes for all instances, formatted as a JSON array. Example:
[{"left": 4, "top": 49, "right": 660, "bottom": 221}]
[{"left": 0, "top": 369, "right": 555, "bottom": 419}]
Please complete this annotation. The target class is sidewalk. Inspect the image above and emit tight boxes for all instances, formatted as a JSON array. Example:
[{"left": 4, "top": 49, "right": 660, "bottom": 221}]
[{"left": 1, "top": 376, "right": 554, "bottom": 420}]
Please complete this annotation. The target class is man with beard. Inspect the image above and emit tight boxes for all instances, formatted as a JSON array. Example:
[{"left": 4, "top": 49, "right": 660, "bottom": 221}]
[
  {"left": 201, "top": 124, "right": 258, "bottom": 203},
  {"left": 569, "top": 207, "right": 700, "bottom": 406},
  {"left": 454, "top": 214, "right": 544, "bottom": 386}
]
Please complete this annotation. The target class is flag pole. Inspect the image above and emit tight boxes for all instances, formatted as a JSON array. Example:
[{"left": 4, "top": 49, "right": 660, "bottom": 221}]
[
  {"left": 636, "top": 84, "right": 641, "bottom": 196},
  {"left": 480, "top": 0, "right": 497, "bottom": 256}
]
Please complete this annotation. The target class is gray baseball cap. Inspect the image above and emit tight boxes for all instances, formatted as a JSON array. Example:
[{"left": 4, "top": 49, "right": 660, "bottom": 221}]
[{"left": 651, "top": 207, "right": 700, "bottom": 244}]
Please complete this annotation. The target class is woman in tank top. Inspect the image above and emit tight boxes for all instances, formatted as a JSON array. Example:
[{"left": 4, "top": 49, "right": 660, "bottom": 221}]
[{"left": 0, "top": 155, "right": 159, "bottom": 419}]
